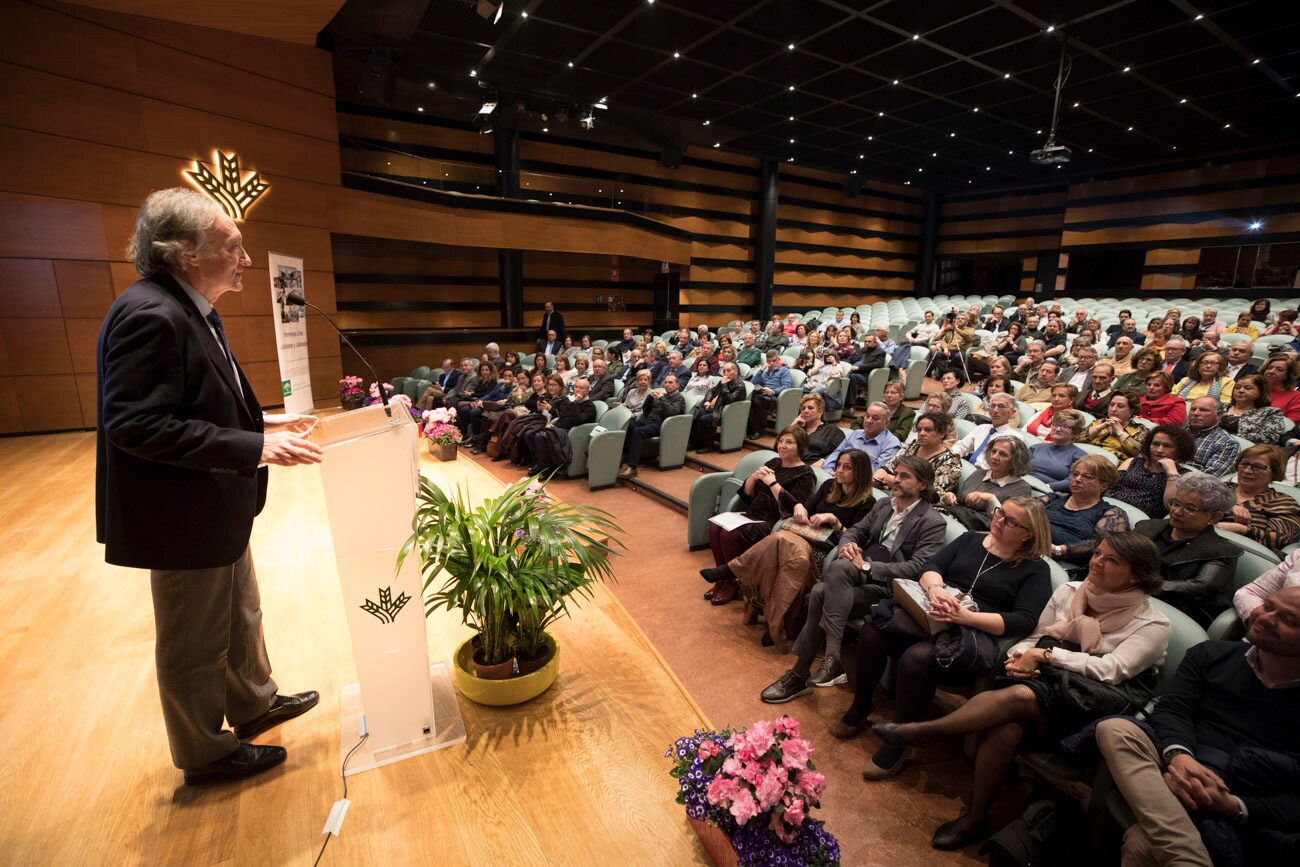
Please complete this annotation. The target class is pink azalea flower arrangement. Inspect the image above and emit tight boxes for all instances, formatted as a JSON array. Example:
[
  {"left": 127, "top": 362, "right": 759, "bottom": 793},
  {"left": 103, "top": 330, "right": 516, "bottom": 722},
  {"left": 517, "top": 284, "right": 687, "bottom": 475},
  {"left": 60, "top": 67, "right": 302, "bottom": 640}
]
[
  {"left": 706, "top": 716, "right": 826, "bottom": 843},
  {"left": 668, "top": 718, "right": 838, "bottom": 865},
  {"left": 421, "top": 407, "right": 462, "bottom": 446},
  {"left": 337, "top": 375, "right": 365, "bottom": 400}
]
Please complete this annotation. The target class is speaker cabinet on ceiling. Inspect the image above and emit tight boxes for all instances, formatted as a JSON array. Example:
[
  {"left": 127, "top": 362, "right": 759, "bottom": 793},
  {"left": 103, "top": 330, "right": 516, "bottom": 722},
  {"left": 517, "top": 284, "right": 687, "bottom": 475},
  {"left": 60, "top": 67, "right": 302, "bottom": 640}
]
[{"left": 360, "top": 55, "right": 398, "bottom": 104}]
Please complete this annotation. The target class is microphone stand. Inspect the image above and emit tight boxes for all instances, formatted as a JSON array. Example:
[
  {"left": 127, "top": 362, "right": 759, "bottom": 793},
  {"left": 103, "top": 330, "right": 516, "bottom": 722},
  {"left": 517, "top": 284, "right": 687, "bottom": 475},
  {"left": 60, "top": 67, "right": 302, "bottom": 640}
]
[{"left": 288, "top": 293, "right": 392, "bottom": 417}]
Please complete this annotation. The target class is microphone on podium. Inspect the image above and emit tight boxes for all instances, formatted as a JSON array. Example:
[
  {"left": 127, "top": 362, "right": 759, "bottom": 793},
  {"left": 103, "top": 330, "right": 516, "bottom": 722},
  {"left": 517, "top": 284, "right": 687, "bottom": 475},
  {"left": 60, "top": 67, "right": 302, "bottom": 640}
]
[{"left": 287, "top": 292, "right": 391, "bottom": 417}]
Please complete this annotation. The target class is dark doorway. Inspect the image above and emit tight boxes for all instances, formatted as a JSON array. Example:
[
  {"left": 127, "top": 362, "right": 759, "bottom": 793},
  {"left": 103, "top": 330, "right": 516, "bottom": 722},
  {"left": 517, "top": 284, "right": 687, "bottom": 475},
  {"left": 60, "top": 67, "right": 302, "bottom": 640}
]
[
  {"left": 1066, "top": 250, "right": 1146, "bottom": 293},
  {"left": 936, "top": 256, "right": 1021, "bottom": 295}
]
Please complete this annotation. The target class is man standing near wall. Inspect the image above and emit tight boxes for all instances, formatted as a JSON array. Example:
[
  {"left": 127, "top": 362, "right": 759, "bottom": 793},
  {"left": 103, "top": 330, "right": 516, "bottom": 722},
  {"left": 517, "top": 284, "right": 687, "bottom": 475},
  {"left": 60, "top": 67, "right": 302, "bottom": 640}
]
[
  {"left": 537, "top": 300, "right": 566, "bottom": 344},
  {"left": 96, "top": 188, "right": 322, "bottom": 784}
]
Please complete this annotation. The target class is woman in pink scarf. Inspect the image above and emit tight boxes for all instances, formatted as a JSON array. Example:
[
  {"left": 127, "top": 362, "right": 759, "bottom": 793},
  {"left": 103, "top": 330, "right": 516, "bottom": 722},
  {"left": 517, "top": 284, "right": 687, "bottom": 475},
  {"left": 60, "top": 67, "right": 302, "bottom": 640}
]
[{"left": 870, "top": 531, "right": 1172, "bottom": 851}]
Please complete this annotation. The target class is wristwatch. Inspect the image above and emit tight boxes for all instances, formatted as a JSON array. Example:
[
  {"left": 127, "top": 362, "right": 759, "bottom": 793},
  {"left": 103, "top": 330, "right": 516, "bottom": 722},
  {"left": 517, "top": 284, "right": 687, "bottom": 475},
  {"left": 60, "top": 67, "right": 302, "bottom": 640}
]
[{"left": 859, "top": 561, "right": 872, "bottom": 573}]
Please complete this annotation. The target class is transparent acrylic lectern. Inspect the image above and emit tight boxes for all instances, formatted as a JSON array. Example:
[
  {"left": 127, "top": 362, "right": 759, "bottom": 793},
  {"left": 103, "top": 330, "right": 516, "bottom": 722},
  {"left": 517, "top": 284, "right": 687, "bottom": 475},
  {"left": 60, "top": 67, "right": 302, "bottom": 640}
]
[{"left": 313, "top": 404, "right": 465, "bottom": 774}]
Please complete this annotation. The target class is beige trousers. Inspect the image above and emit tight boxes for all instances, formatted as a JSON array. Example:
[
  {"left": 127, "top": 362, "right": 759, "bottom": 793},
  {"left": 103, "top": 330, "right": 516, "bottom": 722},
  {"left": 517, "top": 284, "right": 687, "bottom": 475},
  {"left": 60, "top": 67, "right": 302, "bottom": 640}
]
[
  {"left": 1095, "top": 717, "right": 1213, "bottom": 867},
  {"left": 150, "top": 546, "right": 278, "bottom": 769}
]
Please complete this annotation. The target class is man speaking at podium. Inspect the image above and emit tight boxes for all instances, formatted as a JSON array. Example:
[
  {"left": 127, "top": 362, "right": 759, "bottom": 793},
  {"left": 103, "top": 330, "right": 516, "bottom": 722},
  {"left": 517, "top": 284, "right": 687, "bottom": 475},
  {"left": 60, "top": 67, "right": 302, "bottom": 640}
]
[{"left": 96, "top": 188, "right": 323, "bottom": 785}]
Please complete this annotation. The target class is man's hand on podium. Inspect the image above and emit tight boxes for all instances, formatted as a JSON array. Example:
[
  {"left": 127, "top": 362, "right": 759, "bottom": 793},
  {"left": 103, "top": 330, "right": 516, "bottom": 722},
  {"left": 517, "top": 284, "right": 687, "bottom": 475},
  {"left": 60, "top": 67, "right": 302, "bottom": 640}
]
[
  {"left": 264, "top": 412, "right": 319, "bottom": 435},
  {"left": 262, "top": 431, "right": 323, "bottom": 467}
]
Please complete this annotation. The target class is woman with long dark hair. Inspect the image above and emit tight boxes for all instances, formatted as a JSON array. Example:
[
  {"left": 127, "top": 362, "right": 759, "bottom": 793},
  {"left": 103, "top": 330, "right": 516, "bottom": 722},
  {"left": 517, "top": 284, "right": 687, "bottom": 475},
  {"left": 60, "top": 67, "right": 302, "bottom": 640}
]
[{"left": 1112, "top": 423, "right": 1195, "bottom": 519}]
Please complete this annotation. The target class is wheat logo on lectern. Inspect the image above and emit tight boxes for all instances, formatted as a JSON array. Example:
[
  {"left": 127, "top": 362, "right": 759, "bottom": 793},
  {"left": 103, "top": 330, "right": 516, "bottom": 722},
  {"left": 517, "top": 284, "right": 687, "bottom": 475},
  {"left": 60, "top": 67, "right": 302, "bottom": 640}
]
[
  {"left": 184, "top": 151, "right": 269, "bottom": 221},
  {"left": 360, "top": 587, "right": 411, "bottom": 624}
]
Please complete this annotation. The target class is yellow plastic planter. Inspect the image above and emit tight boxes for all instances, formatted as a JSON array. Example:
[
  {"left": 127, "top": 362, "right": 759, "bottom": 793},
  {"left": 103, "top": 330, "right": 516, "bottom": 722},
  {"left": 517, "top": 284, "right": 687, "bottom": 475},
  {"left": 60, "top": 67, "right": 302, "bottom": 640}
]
[{"left": 451, "top": 633, "right": 560, "bottom": 706}]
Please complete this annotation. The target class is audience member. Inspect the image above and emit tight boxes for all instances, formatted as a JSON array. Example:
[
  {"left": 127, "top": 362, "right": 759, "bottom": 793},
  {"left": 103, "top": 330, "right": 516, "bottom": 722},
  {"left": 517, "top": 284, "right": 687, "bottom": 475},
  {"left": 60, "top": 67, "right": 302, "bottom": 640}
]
[
  {"left": 952, "top": 394, "right": 1034, "bottom": 468},
  {"left": 940, "top": 436, "right": 1035, "bottom": 528},
  {"left": 761, "top": 456, "right": 947, "bottom": 701},
  {"left": 845, "top": 333, "right": 887, "bottom": 416},
  {"left": 838, "top": 497, "right": 1053, "bottom": 779},
  {"left": 1259, "top": 355, "right": 1300, "bottom": 423},
  {"left": 940, "top": 370, "right": 972, "bottom": 419},
  {"left": 1216, "top": 445, "right": 1300, "bottom": 553},
  {"left": 1079, "top": 390, "right": 1147, "bottom": 459},
  {"left": 1175, "top": 352, "right": 1235, "bottom": 403},
  {"left": 1076, "top": 361, "right": 1117, "bottom": 416},
  {"left": 1094, "top": 587, "right": 1300, "bottom": 867},
  {"left": 876, "top": 531, "right": 1171, "bottom": 851},
  {"left": 1186, "top": 397, "right": 1241, "bottom": 477},
  {"left": 747, "top": 350, "right": 793, "bottom": 438},
  {"left": 616, "top": 369, "right": 653, "bottom": 415},
  {"left": 1133, "top": 473, "right": 1242, "bottom": 626},
  {"left": 689, "top": 362, "right": 746, "bottom": 453},
  {"left": 616, "top": 374, "right": 686, "bottom": 480},
  {"left": 1038, "top": 455, "right": 1128, "bottom": 568},
  {"left": 705, "top": 451, "right": 876, "bottom": 647},
  {"left": 881, "top": 381, "right": 916, "bottom": 441},
  {"left": 1026, "top": 383, "right": 1079, "bottom": 437},
  {"left": 820, "top": 401, "right": 901, "bottom": 472},
  {"left": 1116, "top": 347, "right": 1162, "bottom": 394},
  {"left": 1113, "top": 423, "right": 1195, "bottom": 520},
  {"left": 1221, "top": 373, "right": 1288, "bottom": 444},
  {"left": 1140, "top": 372, "right": 1187, "bottom": 426},
  {"left": 876, "top": 412, "right": 962, "bottom": 498},
  {"left": 787, "top": 393, "right": 845, "bottom": 464},
  {"left": 680, "top": 357, "right": 718, "bottom": 400},
  {"left": 521, "top": 377, "right": 596, "bottom": 476},
  {"left": 1234, "top": 547, "right": 1300, "bottom": 622},
  {"left": 1029, "top": 408, "right": 1087, "bottom": 493}
]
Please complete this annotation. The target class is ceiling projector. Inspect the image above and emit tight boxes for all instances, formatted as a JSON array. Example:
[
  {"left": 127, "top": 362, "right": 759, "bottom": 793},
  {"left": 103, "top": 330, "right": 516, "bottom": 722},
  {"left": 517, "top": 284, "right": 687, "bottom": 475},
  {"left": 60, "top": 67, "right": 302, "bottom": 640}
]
[{"left": 1030, "top": 139, "right": 1072, "bottom": 165}]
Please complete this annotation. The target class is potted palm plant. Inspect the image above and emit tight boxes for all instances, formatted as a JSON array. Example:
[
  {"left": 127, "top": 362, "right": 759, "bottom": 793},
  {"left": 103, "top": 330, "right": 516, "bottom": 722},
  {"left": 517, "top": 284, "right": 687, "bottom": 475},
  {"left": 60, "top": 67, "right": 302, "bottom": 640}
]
[{"left": 398, "top": 476, "right": 621, "bottom": 705}]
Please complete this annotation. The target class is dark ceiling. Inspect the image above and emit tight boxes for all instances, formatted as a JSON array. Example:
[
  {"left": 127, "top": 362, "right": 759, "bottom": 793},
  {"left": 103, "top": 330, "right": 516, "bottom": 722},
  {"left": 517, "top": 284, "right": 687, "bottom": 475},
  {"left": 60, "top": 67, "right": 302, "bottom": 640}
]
[{"left": 323, "top": 0, "right": 1300, "bottom": 189}]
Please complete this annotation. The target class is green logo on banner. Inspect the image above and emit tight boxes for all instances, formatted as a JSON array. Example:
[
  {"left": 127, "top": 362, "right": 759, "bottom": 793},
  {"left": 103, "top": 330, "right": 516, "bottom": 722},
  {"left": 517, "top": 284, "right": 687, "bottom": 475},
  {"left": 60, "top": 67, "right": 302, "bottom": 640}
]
[{"left": 281, "top": 380, "right": 292, "bottom": 396}]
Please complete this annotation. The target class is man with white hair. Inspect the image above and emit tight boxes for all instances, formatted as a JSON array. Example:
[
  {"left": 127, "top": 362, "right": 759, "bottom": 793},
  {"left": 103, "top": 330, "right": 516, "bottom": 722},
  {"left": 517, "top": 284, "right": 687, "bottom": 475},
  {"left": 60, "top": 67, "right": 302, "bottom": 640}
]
[
  {"left": 1186, "top": 397, "right": 1240, "bottom": 477},
  {"left": 653, "top": 350, "right": 689, "bottom": 388},
  {"left": 1065, "top": 307, "right": 1090, "bottom": 334},
  {"left": 737, "top": 331, "right": 762, "bottom": 367},
  {"left": 97, "top": 188, "right": 322, "bottom": 784},
  {"left": 484, "top": 341, "right": 505, "bottom": 369},
  {"left": 951, "top": 394, "right": 1035, "bottom": 469},
  {"left": 1160, "top": 338, "right": 1191, "bottom": 382}
]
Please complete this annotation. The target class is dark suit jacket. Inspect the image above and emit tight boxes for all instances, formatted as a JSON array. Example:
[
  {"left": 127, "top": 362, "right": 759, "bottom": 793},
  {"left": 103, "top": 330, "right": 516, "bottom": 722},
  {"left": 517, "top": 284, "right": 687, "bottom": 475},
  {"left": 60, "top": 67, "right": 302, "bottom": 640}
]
[
  {"left": 537, "top": 309, "right": 565, "bottom": 343},
  {"left": 436, "top": 368, "right": 457, "bottom": 389},
  {"left": 1159, "top": 359, "right": 1190, "bottom": 382},
  {"left": 96, "top": 274, "right": 266, "bottom": 569},
  {"left": 586, "top": 373, "right": 617, "bottom": 402},
  {"left": 1227, "top": 362, "right": 1259, "bottom": 381},
  {"left": 851, "top": 345, "right": 887, "bottom": 372},
  {"left": 535, "top": 339, "right": 563, "bottom": 357},
  {"left": 841, "top": 498, "right": 947, "bottom": 583}
]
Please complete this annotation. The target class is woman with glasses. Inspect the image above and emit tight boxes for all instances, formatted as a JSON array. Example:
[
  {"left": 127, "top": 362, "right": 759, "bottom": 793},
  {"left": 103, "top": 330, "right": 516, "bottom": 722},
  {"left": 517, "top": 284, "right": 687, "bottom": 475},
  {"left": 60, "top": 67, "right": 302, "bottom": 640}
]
[
  {"left": 837, "top": 496, "right": 1053, "bottom": 781},
  {"left": 876, "top": 412, "right": 962, "bottom": 497},
  {"left": 1132, "top": 473, "right": 1241, "bottom": 626},
  {"left": 1036, "top": 455, "right": 1130, "bottom": 573},
  {"left": 1115, "top": 348, "right": 1162, "bottom": 395},
  {"left": 1214, "top": 445, "right": 1300, "bottom": 554},
  {"left": 872, "top": 531, "right": 1170, "bottom": 851},
  {"left": 939, "top": 436, "right": 1034, "bottom": 528},
  {"left": 1173, "top": 352, "right": 1235, "bottom": 403},
  {"left": 1029, "top": 409, "right": 1087, "bottom": 493},
  {"left": 1220, "top": 373, "right": 1289, "bottom": 445},
  {"left": 1112, "top": 423, "right": 1195, "bottom": 520},
  {"left": 1079, "top": 390, "right": 1147, "bottom": 458}
]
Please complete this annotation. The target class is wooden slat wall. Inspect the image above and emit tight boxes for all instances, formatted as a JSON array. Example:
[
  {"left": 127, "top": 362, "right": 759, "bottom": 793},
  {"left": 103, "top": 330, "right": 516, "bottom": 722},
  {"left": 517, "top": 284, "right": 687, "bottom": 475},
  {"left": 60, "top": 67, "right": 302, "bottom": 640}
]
[
  {"left": 775, "top": 164, "right": 921, "bottom": 313},
  {"left": 0, "top": 0, "right": 343, "bottom": 433},
  {"left": 338, "top": 111, "right": 758, "bottom": 328}
]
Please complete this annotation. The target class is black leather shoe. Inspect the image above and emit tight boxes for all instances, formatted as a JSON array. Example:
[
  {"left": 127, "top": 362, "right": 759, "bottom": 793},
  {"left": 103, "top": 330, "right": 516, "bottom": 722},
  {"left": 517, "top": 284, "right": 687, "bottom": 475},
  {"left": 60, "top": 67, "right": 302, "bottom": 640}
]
[
  {"left": 234, "top": 691, "right": 319, "bottom": 741},
  {"left": 931, "top": 816, "right": 989, "bottom": 851},
  {"left": 183, "top": 743, "right": 287, "bottom": 785}
]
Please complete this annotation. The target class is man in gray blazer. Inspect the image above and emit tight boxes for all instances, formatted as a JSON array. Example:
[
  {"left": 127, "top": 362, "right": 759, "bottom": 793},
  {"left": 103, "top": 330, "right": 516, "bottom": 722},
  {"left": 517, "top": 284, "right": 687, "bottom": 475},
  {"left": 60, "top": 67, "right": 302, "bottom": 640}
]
[
  {"left": 585, "top": 357, "right": 617, "bottom": 402},
  {"left": 760, "top": 455, "right": 948, "bottom": 703}
]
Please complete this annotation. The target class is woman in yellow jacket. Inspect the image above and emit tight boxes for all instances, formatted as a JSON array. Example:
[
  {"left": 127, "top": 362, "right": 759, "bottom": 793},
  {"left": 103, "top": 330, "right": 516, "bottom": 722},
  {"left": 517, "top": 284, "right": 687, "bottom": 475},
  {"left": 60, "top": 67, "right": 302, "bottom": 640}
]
[{"left": 1172, "top": 352, "right": 1235, "bottom": 403}]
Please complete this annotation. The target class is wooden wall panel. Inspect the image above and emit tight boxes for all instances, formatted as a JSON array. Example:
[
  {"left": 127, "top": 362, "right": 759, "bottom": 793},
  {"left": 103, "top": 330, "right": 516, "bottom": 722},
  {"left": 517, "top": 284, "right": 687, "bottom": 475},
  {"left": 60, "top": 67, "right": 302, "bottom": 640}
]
[{"left": 0, "top": 1, "right": 340, "bottom": 432}]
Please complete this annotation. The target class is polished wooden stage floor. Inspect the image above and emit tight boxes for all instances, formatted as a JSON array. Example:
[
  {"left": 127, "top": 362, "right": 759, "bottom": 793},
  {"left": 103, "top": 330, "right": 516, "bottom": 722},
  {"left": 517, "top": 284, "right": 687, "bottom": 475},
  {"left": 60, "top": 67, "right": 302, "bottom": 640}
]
[{"left": 0, "top": 432, "right": 712, "bottom": 865}]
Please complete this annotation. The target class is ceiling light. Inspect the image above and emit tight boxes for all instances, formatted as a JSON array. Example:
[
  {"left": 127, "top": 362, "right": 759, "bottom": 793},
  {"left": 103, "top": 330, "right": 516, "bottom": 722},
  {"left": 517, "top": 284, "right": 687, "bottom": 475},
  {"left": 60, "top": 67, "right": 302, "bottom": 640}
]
[
  {"left": 1195, "top": 13, "right": 1204, "bottom": 20},
  {"left": 1087, "top": 148, "right": 1093, "bottom": 153},
  {"left": 1172, "top": 145, "right": 1178, "bottom": 149},
  {"left": 417, "top": 107, "right": 424, "bottom": 112},
  {"left": 789, "top": 85, "right": 796, "bottom": 91},
  {"left": 789, "top": 115, "right": 794, "bottom": 121},
  {"left": 985, "top": 166, "right": 990, "bottom": 170},
  {"left": 521, "top": 10, "right": 527, "bottom": 17},
  {"left": 702, "top": 120, "right": 710, "bottom": 125},
  {"left": 1252, "top": 58, "right": 1260, "bottom": 64},
  {"left": 917, "top": 167, "right": 923, "bottom": 172},
  {"left": 1224, "top": 123, "right": 1231, "bottom": 128},
  {"left": 972, "top": 107, "right": 979, "bottom": 112},
  {"left": 867, "top": 135, "right": 873, "bottom": 140},
  {"left": 1127, "top": 126, "right": 1134, "bottom": 131},
  {"left": 913, "top": 34, "right": 920, "bottom": 40},
  {"left": 542, "top": 127, "right": 548, "bottom": 132},
  {"left": 850, "top": 170, "right": 857, "bottom": 174},
  {"left": 931, "top": 152, "right": 936, "bottom": 157},
  {"left": 713, "top": 142, "right": 720, "bottom": 148},
  {"left": 1072, "top": 102, "right": 1079, "bottom": 108},
  {"left": 1004, "top": 73, "right": 1011, "bottom": 79},
  {"left": 470, "top": 70, "right": 477, "bottom": 77},
  {"left": 1180, "top": 98, "right": 1187, "bottom": 104},
  {"left": 567, "top": 61, "right": 574, "bottom": 68},
  {"left": 1249, "top": 221, "right": 1263, "bottom": 231},
  {"left": 1008, "top": 150, "right": 1013, "bottom": 154},
  {"left": 1037, "top": 129, "right": 1042, "bottom": 135},
  {"left": 878, "top": 111, "right": 884, "bottom": 117},
  {"left": 790, "top": 138, "right": 795, "bottom": 143},
  {"left": 788, "top": 43, "right": 795, "bottom": 50},
  {"left": 950, "top": 132, "right": 956, "bottom": 137},
  {"left": 599, "top": 97, "right": 607, "bottom": 105},
  {"left": 1046, "top": 25, "right": 1055, "bottom": 33},
  {"left": 787, "top": 157, "right": 794, "bottom": 162},
  {"left": 858, "top": 154, "right": 864, "bottom": 158},
  {"left": 893, "top": 79, "right": 899, "bottom": 85},
  {"left": 905, "top": 181, "right": 910, "bottom": 185},
  {"left": 673, "top": 52, "right": 681, "bottom": 59},
  {"left": 1122, "top": 66, "right": 1130, "bottom": 73},
  {"left": 692, "top": 93, "right": 698, "bottom": 98},
  {"left": 427, "top": 81, "right": 436, "bottom": 89}
]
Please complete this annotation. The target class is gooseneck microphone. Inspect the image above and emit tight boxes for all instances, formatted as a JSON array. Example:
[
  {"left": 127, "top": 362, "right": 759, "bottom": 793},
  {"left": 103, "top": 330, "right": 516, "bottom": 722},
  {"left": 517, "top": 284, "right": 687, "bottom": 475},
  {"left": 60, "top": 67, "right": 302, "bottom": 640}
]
[{"left": 286, "top": 292, "right": 391, "bottom": 417}]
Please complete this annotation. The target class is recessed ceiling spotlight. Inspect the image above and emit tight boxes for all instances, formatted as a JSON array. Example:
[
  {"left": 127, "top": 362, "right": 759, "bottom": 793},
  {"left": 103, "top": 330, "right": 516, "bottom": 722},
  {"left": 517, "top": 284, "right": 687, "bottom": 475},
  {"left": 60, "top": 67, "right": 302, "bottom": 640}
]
[
  {"left": 913, "top": 34, "right": 920, "bottom": 40},
  {"left": 1004, "top": 73, "right": 1011, "bottom": 79},
  {"left": 968, "top": 180, "right": 973, "bottom": 184},
  {"left": 893, "top": 79, "right": 899, "bottom": 85},
  {"left": 787, "top": 157, "right": 794, "bottom": 162},
  {"left": 1072, "top": 102, "right": 1079, "bottom": 108},
  {"left": 789, "top": 85, "right": 796, "bottom": 91},
  {"left": 1127, "top": 126, "right": 1134, "bottom": 131},
  {"left": 1249, "top": 221, "right": 1263, "bottom": 230},
  {"left": 867, "top": 135, "right": 873, "bottom": 141},
  {"left": 713, "top": 142, "right": 720, "bottom": 148},
  {"left": 858, "top": 154, "right": 864, "bottom": 158},
  {"left": 788, "top": 43, "right": 795, "bottom": 50},
  {"left": 1008, "top": 150, "right": 1013, "bottom": 154},
  {"left": 790, "top": 138, "right": 796, "bottom": 143},
  {"left": 1180, "top": 98, "right": 1187, "bottom": 104},
  {"left": 692, "top": 93, "right": 698, "bottom": 98},
  {"left": 950, "top": 132, "right": 956, "bottom": 137},
  {"left": 1224, "top": 123, "right": 1232, "bottom": 128},
  {"left": 1087, "top": 148, "right": 1093, "bottom": 153},
  {"left": 905, "top": 180, "right": 911, "bottom": 185},
  {"left": 972, "top": 107, "right": 979, "bottom": 112},
  {"left": 427, "top": 81, "right": 436, "bottom": 89},
  {"left": 1122, "top": 66, "right": 1131, "bottom": 73},
  {"left": 985, "top": 166, "right": 991, "bottom": 170},
  {"left": 1195, "top": 13, "right": 1204, "bottom": 20},
  {"left": 918, "top": 167, "right": 923, "bottom": 172},
  {"left": 521, "top": 10, "right": 527, "bottom": 17},
  {"left": 931, "top": 152, "right": 937, "bottom": 157},
  {"left": 1036, "top": 129, "right": 1042, "bottom": 134},
  {"left": 470, "top": 69, "right": 477, "bottom": 77},
  {"left": 542, "top": 127, "right": 549, "bottom": 132},
  {"left": 1046, "top": 25, "right": 1055, "bottom": 33},
  {"left": 567, "top": 61, "right": 574, "bottom": 68},
  {"left": 1252, "top": 58, "right": 1260, "bottom": 64},
  {"left": 417, "top": 107, "right": 424, "bottom": 112},
  {"left": 850, "top": 170, "right": 857, "bottom": 174},
  {"left": 789, "top": 115, "right": 795, "bottom": 121},
  {"left": 703, "top": 120, "right": 710, "bottom": 125},
  {"left": 673, "top": 52, "right": 681, "bottom": 59},
  {"left": 1172, "top": 145, "right": 1178, "bottom": 149}
]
